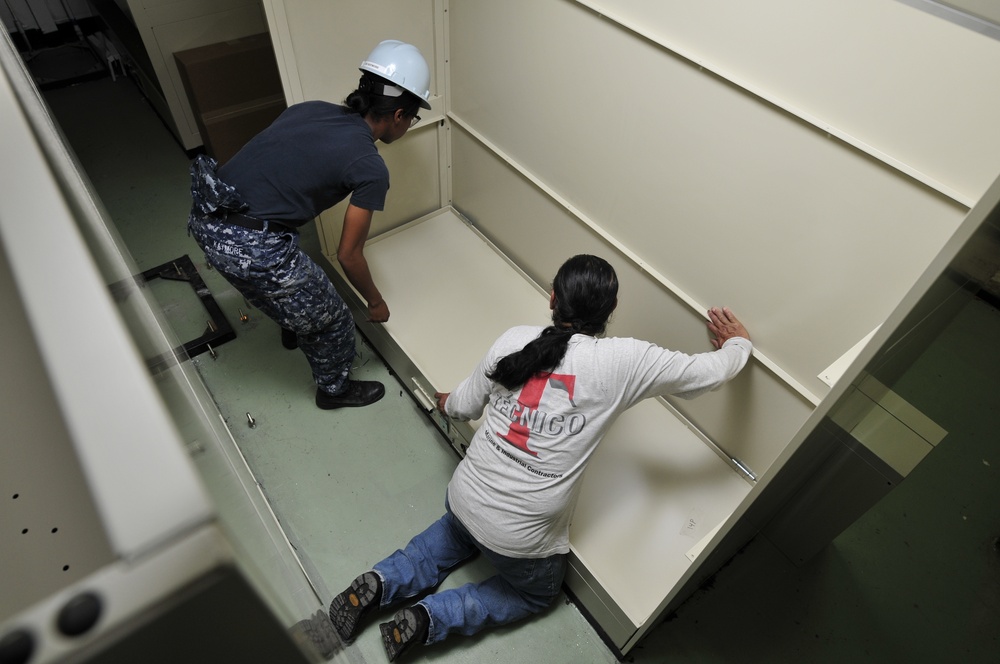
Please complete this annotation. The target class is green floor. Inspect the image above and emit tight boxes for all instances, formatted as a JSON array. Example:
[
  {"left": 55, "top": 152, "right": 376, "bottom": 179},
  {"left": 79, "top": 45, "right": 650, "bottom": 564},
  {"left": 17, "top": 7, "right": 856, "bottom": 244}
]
[{"left": 43, "top": 74, "right": 999, "bottom": 663}]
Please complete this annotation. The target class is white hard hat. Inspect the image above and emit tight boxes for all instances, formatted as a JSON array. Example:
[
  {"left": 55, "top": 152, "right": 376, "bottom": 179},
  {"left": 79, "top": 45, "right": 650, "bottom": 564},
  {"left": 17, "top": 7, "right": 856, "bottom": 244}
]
[{"left": 359, "top": 40, "right": 432, "bottom": 110}]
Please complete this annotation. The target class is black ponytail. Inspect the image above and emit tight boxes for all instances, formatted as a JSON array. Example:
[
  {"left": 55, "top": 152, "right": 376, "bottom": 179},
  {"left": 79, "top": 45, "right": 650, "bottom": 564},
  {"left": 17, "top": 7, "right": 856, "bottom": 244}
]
[
  {"left": 344, "top": 72, "right": 421, "bottom": 121},
  {"left": 488, "top": 255, "right": 619, "bottom": 390}
]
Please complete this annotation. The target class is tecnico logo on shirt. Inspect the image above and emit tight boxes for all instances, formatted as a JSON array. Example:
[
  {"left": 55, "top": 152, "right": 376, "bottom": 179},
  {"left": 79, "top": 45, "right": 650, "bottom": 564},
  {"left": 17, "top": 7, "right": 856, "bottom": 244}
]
[{"left": 494, "top": 373, "right": 585, "bottom": 458}]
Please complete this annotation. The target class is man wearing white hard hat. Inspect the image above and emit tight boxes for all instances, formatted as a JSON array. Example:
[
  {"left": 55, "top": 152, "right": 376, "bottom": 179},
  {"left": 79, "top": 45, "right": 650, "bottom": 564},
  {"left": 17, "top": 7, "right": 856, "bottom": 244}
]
[{"left": 187, "top": 40, "right": 431, "bottom": 410}]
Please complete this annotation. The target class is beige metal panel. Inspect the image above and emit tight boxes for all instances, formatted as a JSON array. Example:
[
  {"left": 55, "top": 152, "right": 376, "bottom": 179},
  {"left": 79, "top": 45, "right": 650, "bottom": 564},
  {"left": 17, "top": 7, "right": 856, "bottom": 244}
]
[
  {"left": 449, "top": 0, "right": 969, "bottom": 402},
  {"left": 0, "top": 244, "right": 114, "bottom": 622},
  {"left": 577, "top": 0, "right": 1000, "bottom": 205},
  {"left": 569, "top": 399, "right": 752, "bottom": 626},
  {"left": 340, "top": 209, "right": 551, "bottom": 391},
  {"left": 261, "top": 0, "right": 437, "bottom": 105},
  {"left": 451, "top": 128, "right": 815, "bottom": 475},
  {"left": 259, "top": 0, "right": 302, "bottom": 103},
  {"left": 2, "top": 28, "right": 320, "bottom": 645},
  {"left": 0, "top": 59, "right": 212, "bottom": 559}
]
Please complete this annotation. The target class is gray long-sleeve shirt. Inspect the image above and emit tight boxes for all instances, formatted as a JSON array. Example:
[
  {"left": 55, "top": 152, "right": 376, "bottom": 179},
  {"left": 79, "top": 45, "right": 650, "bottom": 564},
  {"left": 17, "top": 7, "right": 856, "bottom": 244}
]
[{"left": 445, "top": 325, "right": 752, "bottom": 558}]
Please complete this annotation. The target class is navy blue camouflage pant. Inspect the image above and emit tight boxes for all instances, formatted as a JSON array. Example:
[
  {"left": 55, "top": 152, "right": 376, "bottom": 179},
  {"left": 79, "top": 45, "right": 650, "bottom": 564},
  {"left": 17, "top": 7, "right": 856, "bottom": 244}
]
[{"left": 188, "top": 214, "right": 355, "bottom": 395}]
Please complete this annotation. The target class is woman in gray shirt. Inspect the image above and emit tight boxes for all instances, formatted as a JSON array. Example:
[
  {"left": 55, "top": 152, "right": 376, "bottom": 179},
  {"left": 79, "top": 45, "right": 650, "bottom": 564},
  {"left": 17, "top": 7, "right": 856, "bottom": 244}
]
[{"left": 329, "top": 254, "right": 751, "bottom": 660}]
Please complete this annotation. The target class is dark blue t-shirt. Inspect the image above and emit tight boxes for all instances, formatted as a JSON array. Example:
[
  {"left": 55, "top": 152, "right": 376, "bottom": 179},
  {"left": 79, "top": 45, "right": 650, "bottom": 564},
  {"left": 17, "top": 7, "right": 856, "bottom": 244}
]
[{"left": 219, "top": 101, "right": 389, "bottom": 225}]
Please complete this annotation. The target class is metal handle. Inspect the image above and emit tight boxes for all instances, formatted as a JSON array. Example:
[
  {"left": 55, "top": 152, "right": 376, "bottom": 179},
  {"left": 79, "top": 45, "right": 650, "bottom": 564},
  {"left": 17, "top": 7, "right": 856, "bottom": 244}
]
[{"left": 410, "top": 377, "right": 436, "bottom": 412}]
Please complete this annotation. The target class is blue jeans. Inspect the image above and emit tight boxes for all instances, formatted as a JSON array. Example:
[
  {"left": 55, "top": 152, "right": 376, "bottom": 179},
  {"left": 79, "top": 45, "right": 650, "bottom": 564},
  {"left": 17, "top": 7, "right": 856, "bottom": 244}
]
[
  {"left": 188, "top": 215, "right": 355, "bottom": 395},
  {"left": 373, "top": 503, "right": 567, "bottom": 644}
]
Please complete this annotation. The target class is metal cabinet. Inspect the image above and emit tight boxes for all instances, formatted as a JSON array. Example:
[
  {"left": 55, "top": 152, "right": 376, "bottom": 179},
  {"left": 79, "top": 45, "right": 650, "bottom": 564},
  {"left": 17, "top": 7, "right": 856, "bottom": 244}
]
[{"left": 261, "top": 0, "right": 1000, "bottom": 655}]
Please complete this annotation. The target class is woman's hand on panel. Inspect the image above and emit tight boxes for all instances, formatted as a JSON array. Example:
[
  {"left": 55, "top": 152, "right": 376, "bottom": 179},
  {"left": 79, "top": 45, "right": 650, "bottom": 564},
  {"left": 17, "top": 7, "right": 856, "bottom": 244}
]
[{"left": 707, "top": 307, "right": 750, "bottom": 349}]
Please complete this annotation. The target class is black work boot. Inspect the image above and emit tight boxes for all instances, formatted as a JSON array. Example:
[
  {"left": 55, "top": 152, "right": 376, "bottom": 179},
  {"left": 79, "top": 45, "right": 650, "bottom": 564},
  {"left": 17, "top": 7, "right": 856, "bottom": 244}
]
[
  {"left": 281, "top": 327, "right": 298, "bottom": 350},
  {"left": 316, "top": 381, "right": 385, "bottom": 409},
  {"left": 379, "top": 605, "right": 429, "bottom": 662},
  {"left": 328, "top": 571, "right": 382, "bottom": 643}
]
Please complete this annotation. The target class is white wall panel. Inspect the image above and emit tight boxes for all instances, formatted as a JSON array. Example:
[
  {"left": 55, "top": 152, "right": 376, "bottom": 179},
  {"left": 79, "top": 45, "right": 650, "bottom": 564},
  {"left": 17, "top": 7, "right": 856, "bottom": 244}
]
[
  {"left": 449, "top": 0, "right": 970, "bottom": 401},
  {"left": 581, "top": 0, "right": 1000, "bottom": 205}
]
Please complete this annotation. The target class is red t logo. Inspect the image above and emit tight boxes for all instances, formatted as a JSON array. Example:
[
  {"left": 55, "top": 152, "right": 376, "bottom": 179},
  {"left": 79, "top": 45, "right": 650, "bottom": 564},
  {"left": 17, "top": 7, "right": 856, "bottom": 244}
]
[{"left": 498, "top": 372, "right": 576, "bottom": 457}]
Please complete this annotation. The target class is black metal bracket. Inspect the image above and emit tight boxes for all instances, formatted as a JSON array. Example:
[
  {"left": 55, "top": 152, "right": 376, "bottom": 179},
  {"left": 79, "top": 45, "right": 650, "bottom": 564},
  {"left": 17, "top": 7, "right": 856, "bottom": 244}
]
[{"left": 121, "top": 255, "right": 236, "bottom": 373}]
